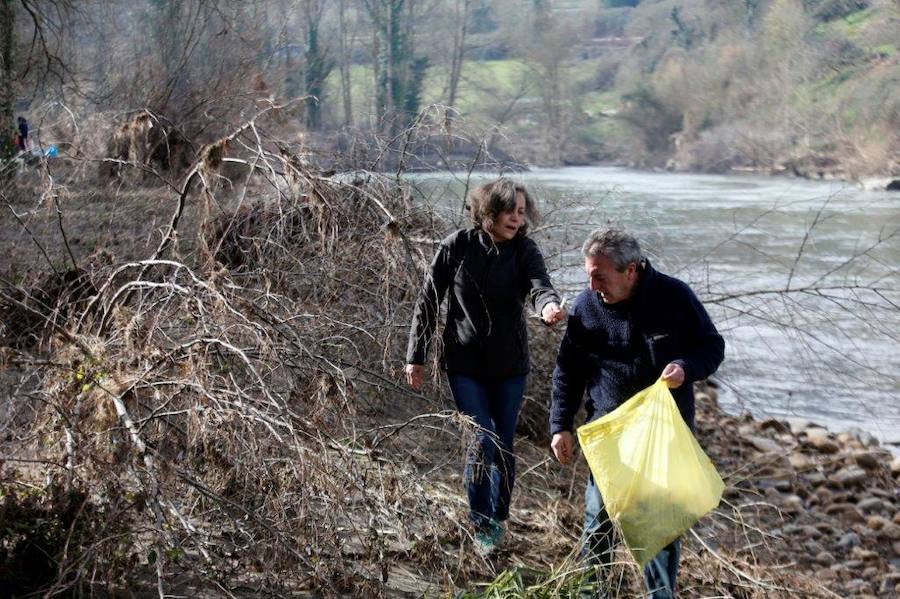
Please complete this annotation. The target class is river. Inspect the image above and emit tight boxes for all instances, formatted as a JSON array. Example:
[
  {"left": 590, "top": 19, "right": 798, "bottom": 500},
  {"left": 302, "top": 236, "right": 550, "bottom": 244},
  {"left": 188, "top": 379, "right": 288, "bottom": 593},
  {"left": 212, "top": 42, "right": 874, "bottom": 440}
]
[{"left": 405, "top": 166, "right": 900, "bottom": 447}]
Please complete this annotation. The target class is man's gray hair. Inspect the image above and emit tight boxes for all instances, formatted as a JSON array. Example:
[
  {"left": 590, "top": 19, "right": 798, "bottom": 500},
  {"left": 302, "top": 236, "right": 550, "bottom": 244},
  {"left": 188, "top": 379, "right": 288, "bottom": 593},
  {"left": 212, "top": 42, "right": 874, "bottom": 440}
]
[{"left": 581, "top": 228, "right": 643, "bottom": 272}]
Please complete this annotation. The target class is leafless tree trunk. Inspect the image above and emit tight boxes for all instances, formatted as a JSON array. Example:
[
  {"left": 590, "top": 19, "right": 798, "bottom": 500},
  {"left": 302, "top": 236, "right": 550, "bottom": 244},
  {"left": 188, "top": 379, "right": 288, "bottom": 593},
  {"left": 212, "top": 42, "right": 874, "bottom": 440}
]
[
  {"left": 338, "top": 0, "right": 354, "bottom": 127},
  {"left": 445, "top": 0, "right": 470, "bottom": 120},
  {"left": 0, "top": 0, "right": 14, "bottom": 162}
]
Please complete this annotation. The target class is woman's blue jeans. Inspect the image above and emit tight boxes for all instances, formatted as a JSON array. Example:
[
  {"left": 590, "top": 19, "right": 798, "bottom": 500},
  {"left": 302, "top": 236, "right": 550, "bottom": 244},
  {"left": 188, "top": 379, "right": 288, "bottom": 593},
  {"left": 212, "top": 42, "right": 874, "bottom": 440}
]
[
  {"left": 447, "top": 373, "right": 526, "bottom": 531},
  {"left": 583, "top": 474, "right": 680, "bottom": 598}
]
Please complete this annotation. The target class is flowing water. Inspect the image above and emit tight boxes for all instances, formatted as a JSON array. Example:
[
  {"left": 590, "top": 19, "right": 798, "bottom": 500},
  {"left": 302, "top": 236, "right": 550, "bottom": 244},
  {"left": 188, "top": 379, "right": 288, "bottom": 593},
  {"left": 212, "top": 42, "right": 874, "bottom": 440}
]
[{"left": 405, "top": 166, "right": 900, "bottom": 446}]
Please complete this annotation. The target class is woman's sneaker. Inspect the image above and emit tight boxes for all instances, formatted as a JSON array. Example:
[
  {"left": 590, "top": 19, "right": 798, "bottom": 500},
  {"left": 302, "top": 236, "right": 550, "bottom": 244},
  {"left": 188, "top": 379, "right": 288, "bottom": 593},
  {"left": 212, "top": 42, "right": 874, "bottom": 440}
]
[{"left": 474, "top": 519, "right": 504, "bottom": 556}]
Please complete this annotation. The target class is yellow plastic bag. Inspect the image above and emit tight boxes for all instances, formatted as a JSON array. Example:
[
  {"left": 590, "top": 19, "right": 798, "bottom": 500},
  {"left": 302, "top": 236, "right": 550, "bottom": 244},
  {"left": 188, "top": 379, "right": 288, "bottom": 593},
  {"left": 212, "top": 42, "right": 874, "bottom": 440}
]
[{"left": 576, "top": 378, "right": 724, "bottom": 567}]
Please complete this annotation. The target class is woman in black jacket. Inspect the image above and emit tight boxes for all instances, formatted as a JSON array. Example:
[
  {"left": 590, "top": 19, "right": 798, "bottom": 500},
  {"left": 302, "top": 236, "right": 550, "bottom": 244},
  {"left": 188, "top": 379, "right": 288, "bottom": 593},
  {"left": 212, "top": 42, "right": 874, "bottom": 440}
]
[{"left": 405, "top": 177, "right": 564, "bottom": 554}]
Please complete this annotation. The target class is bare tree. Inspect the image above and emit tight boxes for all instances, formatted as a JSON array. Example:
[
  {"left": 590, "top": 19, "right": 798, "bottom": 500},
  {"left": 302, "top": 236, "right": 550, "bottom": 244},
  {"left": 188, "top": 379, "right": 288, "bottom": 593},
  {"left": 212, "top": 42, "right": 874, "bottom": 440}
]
[
  {"left": 336, "top": 0, "right": 357, "bottom": 127},
  {"left": 445, "top": 0, "right": 471, "bottom": 126}
]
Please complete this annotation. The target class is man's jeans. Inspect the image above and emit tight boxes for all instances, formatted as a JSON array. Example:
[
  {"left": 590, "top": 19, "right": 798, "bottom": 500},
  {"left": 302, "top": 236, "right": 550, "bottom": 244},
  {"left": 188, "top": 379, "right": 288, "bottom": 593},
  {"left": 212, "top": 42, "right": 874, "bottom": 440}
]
[
  {"left": 583, "top": 474, "right": 680, "bottom": 598},
  {"left": 447, "top": 373, "right": 526, "bottom": 530}
]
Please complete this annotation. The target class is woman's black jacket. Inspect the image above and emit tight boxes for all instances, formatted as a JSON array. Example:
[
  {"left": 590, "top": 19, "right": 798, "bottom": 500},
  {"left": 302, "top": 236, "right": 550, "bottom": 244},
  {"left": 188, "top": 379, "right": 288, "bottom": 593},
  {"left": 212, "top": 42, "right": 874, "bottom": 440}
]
[{"left": 406, "top": 228, "right": 560, "bottom": 381}]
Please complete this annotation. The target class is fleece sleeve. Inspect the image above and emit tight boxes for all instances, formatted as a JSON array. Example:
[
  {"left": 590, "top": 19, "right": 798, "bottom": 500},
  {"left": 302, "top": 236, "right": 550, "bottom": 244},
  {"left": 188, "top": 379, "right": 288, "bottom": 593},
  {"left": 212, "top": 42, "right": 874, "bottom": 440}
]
[
  {"left": 406, "top": 242, "right": 453, "bottom": 365},
  {"left": 520, "top": 237, "right": 561, "bottom": 318},
  {"left": 549, "top": 310, "right": 589, "bottom": 434}
]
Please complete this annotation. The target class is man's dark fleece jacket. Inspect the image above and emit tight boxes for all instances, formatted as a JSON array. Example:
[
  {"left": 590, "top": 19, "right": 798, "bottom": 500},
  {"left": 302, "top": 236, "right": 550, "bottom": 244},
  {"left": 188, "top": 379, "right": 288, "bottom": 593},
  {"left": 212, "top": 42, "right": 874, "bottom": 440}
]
[
  {"left": 550, "top": 260, "right": 724, "bottom": 434},
  {"left": 407, "top": 228, "right": 560, "bottom": 381}
]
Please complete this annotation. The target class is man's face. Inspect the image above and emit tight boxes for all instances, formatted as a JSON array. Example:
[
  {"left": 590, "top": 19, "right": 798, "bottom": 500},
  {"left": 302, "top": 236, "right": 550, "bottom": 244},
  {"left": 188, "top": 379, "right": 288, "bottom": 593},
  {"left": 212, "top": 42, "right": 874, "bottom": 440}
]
[{"left": 585, "top": 253, "right": 638, "bottom": 304}]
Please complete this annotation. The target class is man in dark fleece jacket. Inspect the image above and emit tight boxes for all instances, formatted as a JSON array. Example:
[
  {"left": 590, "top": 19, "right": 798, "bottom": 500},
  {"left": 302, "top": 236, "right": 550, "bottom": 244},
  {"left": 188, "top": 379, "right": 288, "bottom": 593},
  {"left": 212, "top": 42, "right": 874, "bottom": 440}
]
[{"left": 550, "top": 229, "right": 724, "bottom": 599}]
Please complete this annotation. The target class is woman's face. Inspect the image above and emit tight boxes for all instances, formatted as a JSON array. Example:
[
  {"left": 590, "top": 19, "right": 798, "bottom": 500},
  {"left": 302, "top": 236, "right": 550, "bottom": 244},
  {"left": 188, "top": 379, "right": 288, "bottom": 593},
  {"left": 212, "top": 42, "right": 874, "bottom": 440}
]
[{"left": 487, "top": 192, "right": 526, "bottom": 242}]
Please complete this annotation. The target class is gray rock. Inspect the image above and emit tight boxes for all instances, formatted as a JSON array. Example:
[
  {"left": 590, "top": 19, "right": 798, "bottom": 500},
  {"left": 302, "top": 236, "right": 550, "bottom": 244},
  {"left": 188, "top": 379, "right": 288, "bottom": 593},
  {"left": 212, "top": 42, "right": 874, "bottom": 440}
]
[
  {"left": 837, "top": 531, "right": 861, "bottom": 550},
  {"left": 867, "top": 515, "right": 892, "bottom": 531},
  {"left": 848, "top": 426, "right": 879, "bottom": 447},
  {"left": 816, "top": 551, "right": 835, "bottom": 565},
  {"left": 784, "top": 523, "right": 820, "bottom": 538},
  {"left": 744, "top": 434, "right": 782, "bottom": 454},
  {"left": 787, "top": 418, "right": 812, "bottom": 435},
  {"left": 774, "top": 479, "right": 793, "bottom": 492},
  {"left": 891, "top": 457, "right": 900, "bottom": 475},
  {"left": 832, "top": 467, "right": 868, "bottom": 487},
  {"left": 853, "top": 451, "right": 880, "bottom": 470},
  {"left": 881, "top": 574, "right": 900, "bottom": 595},
  {"left": 759, "top": 418, "right": 789, "bottom": 433},
  {"left": 850, "top": 546, "right": 879, "bottom": 560},
  {"left": 891, "top": 541, "right": 900, "bottom": 557},
  {"left": 879, "top": 523, "right": 900, "bottom": 541},
  {"left": 857, "top": 497, "right": 884, "bottom": 513},
  {"left": 782, "top": 494, "right": 804, "bottom": 513},
  {"left": 804, "top": 471, "right": 826, "bottom": 486},
  {"left": 843, "top": 579, "right": 870, "bottom": 594},
  {"left": 825, "top": 502, "right": 865, "bottom": 523},
  {"left": 805, "top": 540, "right": 826, "bottom": 555}
]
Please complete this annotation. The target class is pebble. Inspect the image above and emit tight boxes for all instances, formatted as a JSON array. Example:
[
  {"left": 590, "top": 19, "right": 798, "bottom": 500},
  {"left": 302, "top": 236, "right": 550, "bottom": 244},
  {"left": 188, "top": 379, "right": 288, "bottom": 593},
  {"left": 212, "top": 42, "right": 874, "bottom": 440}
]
[
  {"left": 825, "top": 503, "right": 865, "bottom": 523},
  {"left": 759, "top": 418, "right": 789, "bottom": 433},
  {"left": 816, "top": 551, "right": 835, "bottom": 565},
  {"left": 782, "top": 494, "right": 803, "bottom": 513},
  {"left": 805, "top": 471, "right": 826, "bottom": 486},
  {"left": 879, "top": 523, "right": 900, "bottom": 541},
  {"left": 850, "top": 546, "right": 879, "bottom": 561},
  {"left": 774, "top": 479, "right": 793, "bottom": 492},
  {"left": 856, "top": 497, "right": 884, "bottom": 513},
  {"left": 890, "top": 456, "right": 900, "bottom": 475},
  {"left": 786, "top": 418, "right": 812, "bottom": 435},
  {"left": 784, "top": 523, "right": 820, "bottom": 538},
  {"left": 805, "top": 540, "right": 826, "bottom": 554},
  {"left": 814, "top": 522, "right": 835, "bottom": 535},
  {"left": 789, "top": 452, "right": 812, "bottom": 470},
  {"left": 837, "top": 532, "right": 861, "bottom": 550},
  {"left": 867, "top": 515, "right": 891, "bottom": 531},
  {"left": 893, "top": 541, "right": 900, "bottom": 557},
  {"left": 863, "top": 566, "right": 880, "bottom": 579},
  {"left": 805, "top": 428, "right": 841, "bottom": 454},
  {"left": 853, "top": 451, "right": 880, "bottom": 470},
  {"left": 832, "top": 467, "right": 868, "bottom": 487},
  {"left": 880, "top": 573, "right": 900, "bottom": 594},
  {"left": 848, "top": 426, "right": 879, "bottom": 447},
  {"left": 744, "top": 434, "right": 781, "bottom": 454}
]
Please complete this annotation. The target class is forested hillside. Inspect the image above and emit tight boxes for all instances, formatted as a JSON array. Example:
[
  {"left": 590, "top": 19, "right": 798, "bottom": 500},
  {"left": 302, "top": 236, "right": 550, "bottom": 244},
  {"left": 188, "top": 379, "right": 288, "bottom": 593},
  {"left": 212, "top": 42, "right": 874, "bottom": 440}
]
[{"left": 2, "top": 1, "right": 897, "bottom": 180}]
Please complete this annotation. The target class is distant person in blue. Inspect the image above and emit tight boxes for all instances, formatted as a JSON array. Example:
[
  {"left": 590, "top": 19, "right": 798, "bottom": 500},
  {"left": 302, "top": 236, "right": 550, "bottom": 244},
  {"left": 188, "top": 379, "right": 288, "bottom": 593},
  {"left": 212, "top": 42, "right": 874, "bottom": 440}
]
[
  {"left": 16, "top": 116, "right": 29, "bottom": 151},
  {"left": 405, "top": 177, "right": 565, "bottom": 556},
  {"left": 549, "top": 228, "right": 724, "bottom": 598}
]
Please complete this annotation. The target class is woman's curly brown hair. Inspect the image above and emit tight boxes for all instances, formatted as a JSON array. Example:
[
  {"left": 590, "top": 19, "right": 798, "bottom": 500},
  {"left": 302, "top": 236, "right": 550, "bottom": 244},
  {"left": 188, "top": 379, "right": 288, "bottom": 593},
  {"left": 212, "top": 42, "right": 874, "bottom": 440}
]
[{"left": 465, "top": 177, "right": 539, "bottom": 238}]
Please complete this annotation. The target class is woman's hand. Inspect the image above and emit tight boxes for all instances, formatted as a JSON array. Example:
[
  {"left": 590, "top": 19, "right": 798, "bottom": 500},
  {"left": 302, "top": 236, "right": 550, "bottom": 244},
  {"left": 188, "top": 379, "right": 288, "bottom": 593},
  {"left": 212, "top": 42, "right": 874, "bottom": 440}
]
[
  {"left": 541, "top": 302, "right": 566, "bottom": 326},
  {"left": 405, "top": 364, "right": 424, "bottom": 391},
  {"left": 551, "top": 431, "right": 575, "bottom": 465}
]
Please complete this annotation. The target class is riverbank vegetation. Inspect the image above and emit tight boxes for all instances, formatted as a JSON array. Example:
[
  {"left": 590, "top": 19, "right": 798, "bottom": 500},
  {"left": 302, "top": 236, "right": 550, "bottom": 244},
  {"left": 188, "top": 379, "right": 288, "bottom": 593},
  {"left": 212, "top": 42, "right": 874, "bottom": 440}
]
[{"left": 1, "top": 113, "right": 899, "bottom": 595}]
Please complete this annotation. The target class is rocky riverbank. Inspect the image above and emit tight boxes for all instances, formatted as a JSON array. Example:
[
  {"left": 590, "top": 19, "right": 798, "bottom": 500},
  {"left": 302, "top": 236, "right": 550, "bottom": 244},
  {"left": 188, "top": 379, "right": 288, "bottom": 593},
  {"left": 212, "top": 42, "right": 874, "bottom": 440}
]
[{"left": 694, "top": 381, "right": 900, "bottom": 597}]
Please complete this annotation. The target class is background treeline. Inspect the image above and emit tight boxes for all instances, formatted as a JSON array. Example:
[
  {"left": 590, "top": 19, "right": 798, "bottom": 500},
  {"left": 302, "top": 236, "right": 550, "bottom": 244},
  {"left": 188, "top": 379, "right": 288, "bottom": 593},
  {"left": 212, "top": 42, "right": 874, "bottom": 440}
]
[{"left": 2, "top": 0, "right": 898, "bottom": 177}]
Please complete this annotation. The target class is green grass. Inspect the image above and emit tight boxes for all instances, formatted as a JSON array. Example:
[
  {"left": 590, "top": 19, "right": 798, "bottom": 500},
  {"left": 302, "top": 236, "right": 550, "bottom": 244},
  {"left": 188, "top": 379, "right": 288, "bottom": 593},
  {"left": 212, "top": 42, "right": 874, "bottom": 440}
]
[
  {"left": 816, "top": 7, "right": 876, "bottom": 39},
  {"left": 322, "top": 57, "right": 608, "bottom": 125},
  {"left": 872, "top": 43, "right": 897, "bottom": 57},
  {"left": 580, "top": 90, "right": 621, "bottom": 118}
]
